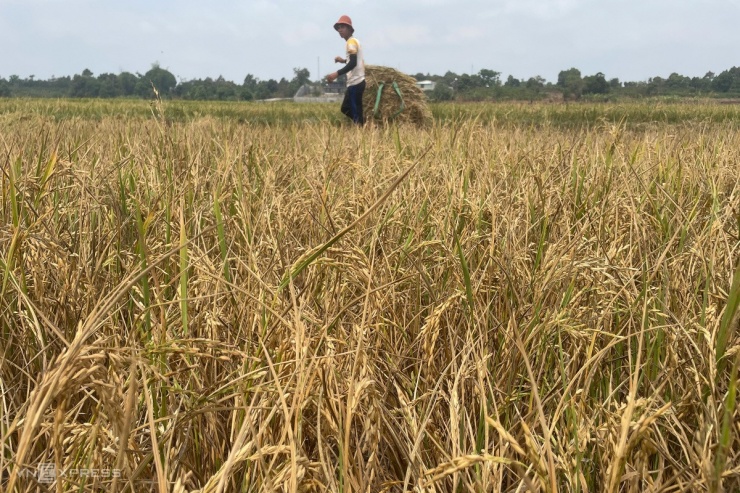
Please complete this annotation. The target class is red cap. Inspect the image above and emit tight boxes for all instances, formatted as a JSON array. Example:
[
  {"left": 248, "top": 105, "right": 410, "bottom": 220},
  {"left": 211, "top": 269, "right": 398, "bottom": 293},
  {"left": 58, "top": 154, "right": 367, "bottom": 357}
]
[{"left": 334, "top": 15, "right": 353, "bottom": 31}]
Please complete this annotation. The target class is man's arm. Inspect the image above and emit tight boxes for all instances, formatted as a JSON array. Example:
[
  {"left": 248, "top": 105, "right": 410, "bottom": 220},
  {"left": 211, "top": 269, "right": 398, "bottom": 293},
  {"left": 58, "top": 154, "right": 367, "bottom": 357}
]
[
  {"left": 327, "top": 54, "right": 357, "bottom": 82},
  {"left": 336, "top": 54, "right": 358, "bottom": 77}
]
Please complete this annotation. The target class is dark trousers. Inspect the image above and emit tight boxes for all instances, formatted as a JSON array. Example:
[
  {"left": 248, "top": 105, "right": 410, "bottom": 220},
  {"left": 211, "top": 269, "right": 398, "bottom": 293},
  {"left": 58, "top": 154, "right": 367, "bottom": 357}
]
[{"left": 341, "top": 80, "right": 366, "bottom": 124}]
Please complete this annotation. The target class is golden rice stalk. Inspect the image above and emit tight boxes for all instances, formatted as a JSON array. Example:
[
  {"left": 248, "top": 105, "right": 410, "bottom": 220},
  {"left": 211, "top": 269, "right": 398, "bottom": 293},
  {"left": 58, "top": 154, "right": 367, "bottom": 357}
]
[
  {"left": 363, "top": 65, "right": 433, "bottom": 127},
  {"left": 422, "top": 454, "right": 517, "bottom": 486}
]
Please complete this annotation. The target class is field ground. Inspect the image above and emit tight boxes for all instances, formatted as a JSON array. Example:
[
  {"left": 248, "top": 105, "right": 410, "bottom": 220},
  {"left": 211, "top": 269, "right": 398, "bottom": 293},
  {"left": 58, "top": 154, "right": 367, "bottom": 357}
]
[{"left": 1, "top": 99, "right": 739, "bottom": 492}]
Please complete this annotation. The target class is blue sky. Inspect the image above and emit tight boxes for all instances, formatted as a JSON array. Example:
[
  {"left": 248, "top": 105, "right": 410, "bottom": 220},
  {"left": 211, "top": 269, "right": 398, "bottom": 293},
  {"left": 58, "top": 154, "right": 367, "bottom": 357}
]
[{"left": 0, "top": 0, "right": 738, "bottom": 84}]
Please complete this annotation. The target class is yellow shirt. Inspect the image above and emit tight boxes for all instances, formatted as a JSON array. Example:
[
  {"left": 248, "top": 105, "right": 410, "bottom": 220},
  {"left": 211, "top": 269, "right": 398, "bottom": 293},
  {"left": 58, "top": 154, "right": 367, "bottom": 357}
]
[{"left": 345, "top": 37, "right": 365, "bottom": 87}]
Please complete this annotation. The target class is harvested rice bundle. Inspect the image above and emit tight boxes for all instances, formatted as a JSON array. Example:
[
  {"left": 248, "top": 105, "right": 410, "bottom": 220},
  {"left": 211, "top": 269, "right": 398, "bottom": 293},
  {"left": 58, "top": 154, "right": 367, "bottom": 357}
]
[{"left": 363, "top": 65, "right": 433, "bottom": 127}]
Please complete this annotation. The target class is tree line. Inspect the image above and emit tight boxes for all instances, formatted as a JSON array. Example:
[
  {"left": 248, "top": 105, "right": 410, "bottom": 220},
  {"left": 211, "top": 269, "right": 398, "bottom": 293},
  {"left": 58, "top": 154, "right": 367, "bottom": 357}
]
[
  {"left": 2, "top": 63, "right": 740, "bottom": 101},
  {"left": 0, "top": 65, "right": 312, "bottom": 101},
  {"left": 419, "top": 67, "right": 740, "bottom": 101}
]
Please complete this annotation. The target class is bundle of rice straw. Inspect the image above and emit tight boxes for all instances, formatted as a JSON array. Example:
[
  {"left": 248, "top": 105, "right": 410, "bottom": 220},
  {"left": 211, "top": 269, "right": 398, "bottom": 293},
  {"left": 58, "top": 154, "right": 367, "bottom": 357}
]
[{"left": 363, "top": 65, "right": 433, "bottom": 127}]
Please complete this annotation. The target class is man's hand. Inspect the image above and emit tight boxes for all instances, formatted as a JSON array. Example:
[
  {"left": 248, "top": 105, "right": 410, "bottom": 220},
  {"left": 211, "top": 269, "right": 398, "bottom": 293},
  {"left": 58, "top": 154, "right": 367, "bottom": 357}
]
[
  {"left": 334, "top": 56, "right": 346, "bottom": 64},
  {"left": 326, "top": 72, "right": 339, "bottom": 83}
]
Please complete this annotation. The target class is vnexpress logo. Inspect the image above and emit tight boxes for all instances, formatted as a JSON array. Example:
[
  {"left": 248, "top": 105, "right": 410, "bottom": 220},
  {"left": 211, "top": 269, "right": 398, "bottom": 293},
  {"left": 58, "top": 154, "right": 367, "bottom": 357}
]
[
  {"left": 17, "top": 464, "right": 122, "bottom": 484},
  {"left": 16, "top": 464, "right": 56, "bottom": 484},
  {"left": 37, "top": 463, "right": 57, "bottom": 484}
]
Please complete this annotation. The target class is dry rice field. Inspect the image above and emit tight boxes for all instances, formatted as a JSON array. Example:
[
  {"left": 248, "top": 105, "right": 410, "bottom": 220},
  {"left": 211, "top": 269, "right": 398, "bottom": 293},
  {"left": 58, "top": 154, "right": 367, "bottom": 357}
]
[{"left": 1, "top": 99, "right": 739, "bottom": 492}]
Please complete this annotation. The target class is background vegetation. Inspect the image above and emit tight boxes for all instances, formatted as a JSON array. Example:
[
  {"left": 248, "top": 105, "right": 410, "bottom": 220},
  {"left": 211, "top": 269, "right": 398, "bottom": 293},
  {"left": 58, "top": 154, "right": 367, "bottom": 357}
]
[
  {"left": 3, "top": 64, "right": 740, "bottom": 101},
  {"left": 1, "top": 99, "right": 739, "bottom": 492}
]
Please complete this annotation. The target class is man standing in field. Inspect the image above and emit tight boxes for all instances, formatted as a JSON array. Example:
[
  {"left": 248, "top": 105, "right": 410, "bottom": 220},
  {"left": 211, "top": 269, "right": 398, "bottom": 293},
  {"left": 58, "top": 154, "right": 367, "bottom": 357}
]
[{"left": 326, "top": 15, "right": 366, "bottom": 125}]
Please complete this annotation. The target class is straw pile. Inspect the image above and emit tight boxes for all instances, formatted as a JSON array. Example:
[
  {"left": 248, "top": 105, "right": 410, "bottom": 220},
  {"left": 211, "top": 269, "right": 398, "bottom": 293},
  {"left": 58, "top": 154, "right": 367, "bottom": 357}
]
[{"left": 363, "top": 65, "right": 433, "bottom": 127}]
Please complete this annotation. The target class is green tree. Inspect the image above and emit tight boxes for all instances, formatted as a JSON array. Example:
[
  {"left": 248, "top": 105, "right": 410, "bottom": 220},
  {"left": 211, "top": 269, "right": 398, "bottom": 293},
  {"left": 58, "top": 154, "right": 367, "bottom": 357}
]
[
  {"left": 255, "top": 79, "right": 279, "bottom": 99},
  {"left": 241, "top": 89, "right": 254, "bottom": 101},
  {"left": 243, "top": 74, "right": 257, "bottom": 89},
  {"left": 526, "top": 76, "right": 546, "bottom": 89},
  {"left": 289, "top": 67, "right": 311, "bottom": 96},
  {"left": 441, "top": 71, "right": 459, "bottom": 88},
  {"left": 505, "top": 75, "right": 521, "bottom": 87},
  {"left": 430, "top": 83, "right": 453, "bottom": 101},
  {"left": 97, "top": 73, "right": 119, "bottom": 98},
  {"left": 479, "top": 69, "right": 501, "bottom": 87},
  {"left": 455, "top": 73, "right": 488, "bottom": 93},
  {"left": 70, "top": 72, "right": 100, "bottom": 97},
  {"left": 712, "top": 67, "right": 740, "bottom": 93},
  {"left": 177, "top": 80, "right": 211, "bottom": 100},
  {"left": 142, "top": 64, "right": 177, "bottom": 97},
  {"left": 292, "top": 68, "right": 310, "bottom": 86},
  {"left": 583, "top": 72, "right": 609, "bottom": 95},
  {"left": 622, "top": 80, "right": 648, "bottom": 97},
  {"left": 275, "top": 77, "right": 291, "bottom": 98},
  {"left": 117, "top": 72, "right": 139, "bottom": 96},
  {"left": 666, "top": 72, "right": 691, "bottom": 92},
  {"left": 646, "top": 76, "right": 665, "bottom": 95},
  {"left": 689, "top": 72, "right": 713, "bottom": 92},
  {"left": 521, "top": 76, "right": 546, "bottom": 101},
  {"left": 214, "top": 76, "right": 239, "bottom": 100},
  {"left": 557, "top": 68, "right": 583, "bottom": 100}
]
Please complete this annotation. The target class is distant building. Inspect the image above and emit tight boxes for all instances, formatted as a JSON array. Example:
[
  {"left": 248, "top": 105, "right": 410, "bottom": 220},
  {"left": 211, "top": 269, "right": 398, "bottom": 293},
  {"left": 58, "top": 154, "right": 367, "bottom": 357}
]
[
  {"left": 416, "top": 80, "right": 436, "bottom": 92},
  {"left": 323, "top": 82, "right": 345, "bottom": 94}
]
